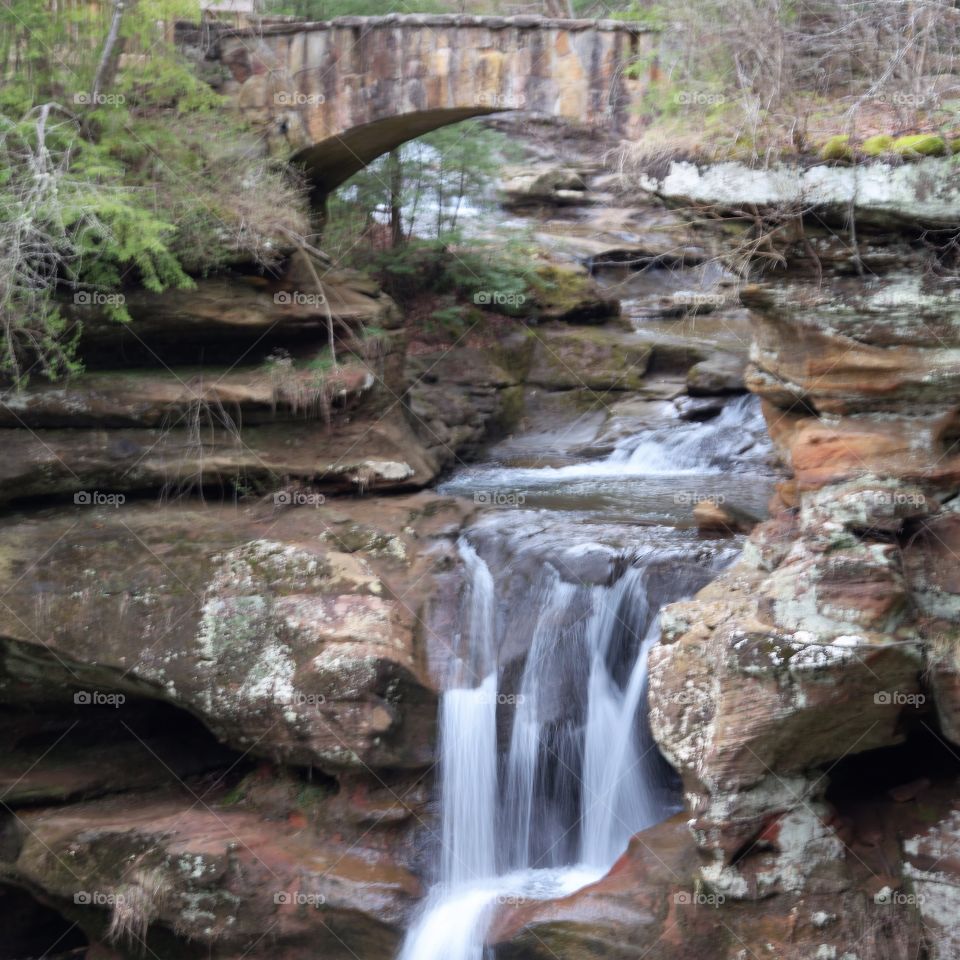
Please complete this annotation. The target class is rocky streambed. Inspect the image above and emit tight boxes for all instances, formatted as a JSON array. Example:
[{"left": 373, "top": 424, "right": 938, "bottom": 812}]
[{"left": 1, "top": 148, "right": 959, "bottom": 960}]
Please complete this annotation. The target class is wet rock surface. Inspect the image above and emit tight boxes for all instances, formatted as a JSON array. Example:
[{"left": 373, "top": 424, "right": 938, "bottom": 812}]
[{"left": 0, "top": 493, "right": 467, "bottom": 958}]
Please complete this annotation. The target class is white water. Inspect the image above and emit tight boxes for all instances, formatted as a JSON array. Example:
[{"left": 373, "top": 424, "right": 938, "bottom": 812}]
[
  {"left": 582, "top": 610, "right": 662, "bottom": 867},
  {"left": 450, "top": 394, "right": 767, "bottom": 490},
  {"left": 400, "top": 396, "right": 762, "bottom": 960}
]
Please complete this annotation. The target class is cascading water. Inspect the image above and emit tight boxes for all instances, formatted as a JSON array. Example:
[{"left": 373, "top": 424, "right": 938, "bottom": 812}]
[
  {"left": 400, "top": 396, "right": 774, "bottom": 960},
  {"left": 440, "top": 542, "right": 498, "bottom": 889}
]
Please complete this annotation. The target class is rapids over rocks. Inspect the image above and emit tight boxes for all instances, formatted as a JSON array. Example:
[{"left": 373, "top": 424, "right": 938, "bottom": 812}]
[{"left": 399, "top": 397, "right": 775, "bottom": 960}]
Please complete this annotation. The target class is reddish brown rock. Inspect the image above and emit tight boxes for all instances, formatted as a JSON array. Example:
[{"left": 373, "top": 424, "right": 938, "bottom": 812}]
[
  {"left": 490, "top": 814, "right": 923, "bottom": 959},
  {"left": 777, "top": 413, "right": 960, "bottom": 491},
  {"left": 742, "top": 277, "right": 960, "bottom": 415},
  {"left": 0, "top": 791, "right": 420, "bottom": 959},
  {"left": 0, "top": 495, "right": 469, "bottom": 774},
  {"left": 693, "top": 500, "right": 756, "bottom": 533},
  {"left": 649, "top": 490, "right": 927, "bottom": 891}
]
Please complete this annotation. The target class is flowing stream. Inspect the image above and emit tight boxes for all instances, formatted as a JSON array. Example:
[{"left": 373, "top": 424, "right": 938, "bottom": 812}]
[{"left": 399, "top": 396, "right": 775, "bottom": 960}]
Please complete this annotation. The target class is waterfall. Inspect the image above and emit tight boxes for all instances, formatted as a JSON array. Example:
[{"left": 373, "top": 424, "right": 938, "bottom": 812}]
[
  {"left": 581, "top": 612, "right": 661, "bottom": 866},
  {"left": 400, "top": 547, "right": 692, "bottom": 960},
  {"left": 401, "top": 395, "right": 768, "bottom": 960},
  {"left": 613, "top": 393, "right": 764, "bottom": 473},
  {"left": 440, "top": 541, "right": 499, "bottom": 888}
]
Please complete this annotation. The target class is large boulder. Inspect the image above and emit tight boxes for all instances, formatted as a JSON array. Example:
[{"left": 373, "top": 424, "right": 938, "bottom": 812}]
[
  {"left": 500, "top": 165, "right": 590, "bottom": 207},
  {"left": 0, "top": 791, "right": 420, "bottom": 960},
  {"left": 648, "top": 477, "right": 942, "bottom": 894},
  {"left": 686, "top": 353, "right": 746, "bottom": 396},
  {"left": 491, "top": 813, "right": 924, "bottom": 959},
  {"left": 0, "top": 495, "right": 469, "bottom": 773}
]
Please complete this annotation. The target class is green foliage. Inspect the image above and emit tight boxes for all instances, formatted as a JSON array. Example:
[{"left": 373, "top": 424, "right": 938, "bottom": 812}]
[
  {"left": 325, "top": 121, "right": 521, "bottom": 252},
  {"left": 0, "top": 0, "right": 310, "bottom": 386},
  {"left": 370, "top": 236, "right": 535, "bottom": 319},
  {"left": 323, "top": 120, "right": 536, "bottom": 333}
]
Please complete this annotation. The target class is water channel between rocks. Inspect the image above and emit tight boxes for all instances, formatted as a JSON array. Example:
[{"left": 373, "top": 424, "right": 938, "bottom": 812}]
[{"left": 400, "top": 382, "right": 777, "bottom": 958}]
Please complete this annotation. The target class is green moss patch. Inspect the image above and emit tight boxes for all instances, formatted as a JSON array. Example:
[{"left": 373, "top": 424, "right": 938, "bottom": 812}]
[
  {"left": 892, "top": 134, "right": 948, "bottom": 157},
  {"left": 861, "top": 134, "right": 894, "bottom": 157},
  {"left": 820, "top": 135, "right": 853, "bottom": 161}
]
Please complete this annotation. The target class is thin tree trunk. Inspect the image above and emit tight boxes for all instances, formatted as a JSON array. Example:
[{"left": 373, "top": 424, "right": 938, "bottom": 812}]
[
  {"left": 90, "top": 0, "right": 126, "bottom": 106},
  {"left": 388, "top": 149, "right": 404, "bottom": 248}
]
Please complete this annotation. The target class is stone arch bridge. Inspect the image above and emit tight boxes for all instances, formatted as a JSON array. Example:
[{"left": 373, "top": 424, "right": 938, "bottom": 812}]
[{"left": 210, "top": 14, "right": 654, "bottom": 198}]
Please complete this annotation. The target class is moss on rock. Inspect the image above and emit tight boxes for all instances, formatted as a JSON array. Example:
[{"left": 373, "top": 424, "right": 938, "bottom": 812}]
[
  {"left": 820, "top": 135, "right": 853, "bottom": 161},
  {"left": 861, "top": 134, "right": 894, "bottom": 157},
  {"left": 531, "top": 264, "right": 619, "bottom": 324},
  {"left": 892, "top": 134, "right": 948, "bottom": 157}
]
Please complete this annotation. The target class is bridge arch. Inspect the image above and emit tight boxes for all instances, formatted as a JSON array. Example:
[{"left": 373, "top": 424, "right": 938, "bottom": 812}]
[
  {"left": 292, "top": 106, "right": 500, "bottom": 198},
  {"left": 213, "top": 14, "right": 653, "bottom": 198}
]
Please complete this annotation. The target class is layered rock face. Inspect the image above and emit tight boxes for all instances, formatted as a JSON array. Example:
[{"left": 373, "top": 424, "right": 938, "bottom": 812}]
[
  {"left": 646, "top": 237, "right": 960, "bottom": 953},
  {"left": 0, "top": 257, "right": 485, "bottom": 956},
  {"left": 7, "top": 143, "right": 959, "bottom": 959},
  {"left": 0, "top": 267, "right": 444, "bottom": 505},
  {"left": 1, "top": 190, "right": 745, "bottom": 956},
  {"left": 477, "top": 173, "right": 960, "bottom": 959},
  {"left": 0, "top": 493, "right": 470, "bottom": 958}
]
